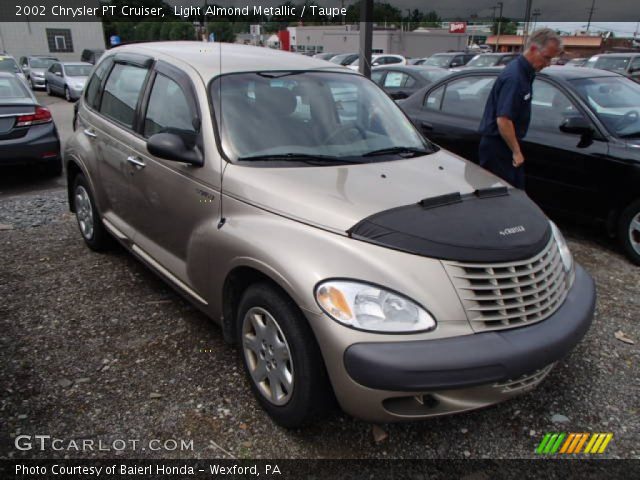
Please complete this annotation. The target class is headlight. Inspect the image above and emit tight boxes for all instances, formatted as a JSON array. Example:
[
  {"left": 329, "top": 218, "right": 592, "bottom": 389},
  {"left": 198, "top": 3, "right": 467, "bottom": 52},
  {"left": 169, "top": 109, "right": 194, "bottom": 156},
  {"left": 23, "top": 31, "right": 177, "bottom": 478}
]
[
  {"left": 74, "top": 83, "right": 84, "bottom": 90},
  {"left": 550, "top": 221, "right": 573, "bottom": 273},
  {"left": 315, "top": 280, "right": 436, "bottom": 333}
]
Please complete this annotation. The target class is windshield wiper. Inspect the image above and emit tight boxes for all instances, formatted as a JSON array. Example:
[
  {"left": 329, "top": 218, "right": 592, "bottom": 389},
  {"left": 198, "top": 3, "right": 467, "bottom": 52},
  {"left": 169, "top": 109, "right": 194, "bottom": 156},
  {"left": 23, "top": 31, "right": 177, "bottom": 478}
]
[
  {"left": 236, "top": 153, "right": 363, "bottom": 165},
  {"left": 362, "top": 146, "right": 431, "bottom": 157}
]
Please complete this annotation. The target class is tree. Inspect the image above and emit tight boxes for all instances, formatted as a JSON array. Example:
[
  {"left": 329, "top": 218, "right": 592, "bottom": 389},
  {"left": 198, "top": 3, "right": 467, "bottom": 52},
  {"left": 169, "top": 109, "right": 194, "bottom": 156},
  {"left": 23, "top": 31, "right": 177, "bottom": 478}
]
[
  {"left": 493, "top": 17, "right": 518, "bottom": 35},
  {"left": 169, "top": 22, "right": 196, "bottom": 40}
]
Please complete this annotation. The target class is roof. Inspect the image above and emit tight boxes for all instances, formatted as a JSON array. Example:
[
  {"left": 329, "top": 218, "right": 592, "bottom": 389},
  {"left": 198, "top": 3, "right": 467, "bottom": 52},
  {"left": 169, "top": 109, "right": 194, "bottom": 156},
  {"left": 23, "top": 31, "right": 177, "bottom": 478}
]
[
  {"left": 592, "top": 52, "right": 640, "bottom": 57},
  {"left": 486, "top": 35, "right": 603, "bottom": 48},
  {"left": 442, "top": 65, "right": 620, "bottom": 81},
  {"left": 61, "top": 62, "right": 92, "bottom": 66},
  {"left": 108, "top": 42, "right": 351, "bottom": 80},
  {"left": 373, "top": 65, "right": 447, "bottom": 73}
]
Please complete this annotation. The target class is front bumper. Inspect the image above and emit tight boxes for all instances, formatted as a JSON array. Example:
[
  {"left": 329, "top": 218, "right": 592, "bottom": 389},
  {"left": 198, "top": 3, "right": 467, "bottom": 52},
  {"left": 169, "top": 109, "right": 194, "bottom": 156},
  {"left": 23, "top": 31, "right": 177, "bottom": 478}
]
[
  {"left": 314, "top": 265, "right": 595, "bottom": 422},
  {"left": 30, "top": 76, "right": 46, "bottom": 87}
]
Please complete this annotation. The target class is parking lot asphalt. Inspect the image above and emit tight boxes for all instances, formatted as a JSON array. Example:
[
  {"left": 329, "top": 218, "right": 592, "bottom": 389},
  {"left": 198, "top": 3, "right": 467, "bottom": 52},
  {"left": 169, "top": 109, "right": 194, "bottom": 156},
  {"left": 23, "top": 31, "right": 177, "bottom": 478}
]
[{"left": 0, "top": 96, "right": 638, "bottom": 460}]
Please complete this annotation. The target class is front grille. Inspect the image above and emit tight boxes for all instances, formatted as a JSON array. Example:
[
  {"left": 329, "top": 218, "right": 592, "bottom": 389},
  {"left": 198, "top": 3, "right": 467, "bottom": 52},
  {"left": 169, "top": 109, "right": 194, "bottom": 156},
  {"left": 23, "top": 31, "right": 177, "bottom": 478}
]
[
  {"left": 493, "top": 363, "right": 556, "bottom": 393},
  {"left": 443, "top": 237, "right": 571, "bottom": 332}
]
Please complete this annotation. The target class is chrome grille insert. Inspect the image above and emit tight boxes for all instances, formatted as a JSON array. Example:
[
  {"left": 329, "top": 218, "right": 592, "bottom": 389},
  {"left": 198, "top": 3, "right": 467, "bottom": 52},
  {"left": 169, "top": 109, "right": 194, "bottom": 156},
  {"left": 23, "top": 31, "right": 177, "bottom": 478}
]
[{"left": 443, "top": 237, "right": 571, "bottom": 332}]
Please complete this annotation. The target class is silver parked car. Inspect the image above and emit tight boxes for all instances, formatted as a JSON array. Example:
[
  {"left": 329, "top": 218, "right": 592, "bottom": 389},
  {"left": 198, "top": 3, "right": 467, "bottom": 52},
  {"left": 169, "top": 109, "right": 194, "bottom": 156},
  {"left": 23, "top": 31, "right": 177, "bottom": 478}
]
[
  {"left": 19, "top": 55, "right": 58, "bottom": 89},
  {"left": 65, "top": 42, "right": 596, "bottom": 427},
  {"left": 45, "top": 62, "right": 92, "bottom": 101}
]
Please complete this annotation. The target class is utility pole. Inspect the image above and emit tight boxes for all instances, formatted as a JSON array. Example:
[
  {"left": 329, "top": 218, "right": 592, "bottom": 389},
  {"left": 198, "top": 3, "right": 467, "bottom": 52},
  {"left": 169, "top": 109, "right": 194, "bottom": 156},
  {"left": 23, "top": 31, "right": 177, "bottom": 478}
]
[
  {"left": 532, "top": 9, "right": 541, "bottom": 32},
  {"left": 586, "top": 0, "right": 596, "bottom": 33},
  {"left": 523, "top": 0, "right": 532, "bottom": 49},
  {"left": 496, "top": 2, "right": 503, "bottom": 53}
]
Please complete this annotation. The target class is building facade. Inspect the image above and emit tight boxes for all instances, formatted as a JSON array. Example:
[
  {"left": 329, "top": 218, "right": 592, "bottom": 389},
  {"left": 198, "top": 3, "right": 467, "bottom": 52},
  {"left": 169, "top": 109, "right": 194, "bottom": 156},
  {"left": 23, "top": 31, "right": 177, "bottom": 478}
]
[
  {"left": 0, "top": 22, "right": 106, "bottom": 61},
  {"left": 287, "top": 25, "right": 470, "bottom": 57}
]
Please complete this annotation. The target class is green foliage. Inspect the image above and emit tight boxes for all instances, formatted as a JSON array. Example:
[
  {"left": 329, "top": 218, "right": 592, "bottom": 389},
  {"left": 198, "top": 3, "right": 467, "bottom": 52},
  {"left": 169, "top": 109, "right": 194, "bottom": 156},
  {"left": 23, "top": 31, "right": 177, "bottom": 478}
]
[{"left": 493, "top": 17, "right": 518, "bottom": 35}]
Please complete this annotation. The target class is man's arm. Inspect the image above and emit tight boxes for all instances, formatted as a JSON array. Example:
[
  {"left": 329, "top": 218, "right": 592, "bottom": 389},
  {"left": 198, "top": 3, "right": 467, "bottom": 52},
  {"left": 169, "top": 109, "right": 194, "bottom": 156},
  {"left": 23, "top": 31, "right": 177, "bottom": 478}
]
[{"left": 496, "top": 116, "right": 525, "bottom": 167}]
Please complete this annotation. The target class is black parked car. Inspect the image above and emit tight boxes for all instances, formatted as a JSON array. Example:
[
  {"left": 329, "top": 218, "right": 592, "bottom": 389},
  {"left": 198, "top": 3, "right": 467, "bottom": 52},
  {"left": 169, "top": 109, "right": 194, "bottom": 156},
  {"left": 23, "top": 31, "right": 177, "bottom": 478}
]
[
  {"left": 0, "top": 72, "right": 61, "bottom": 176},
  {"left": 371, "top": 65, "right": 451, "bottom": 100},
  {"left": 400, "top": 66, "right": 640, "bottom": 264},
  {"left": 423, "top": 52, "right": 476, "bottom": 69},
  {"left": 459, "top": 53, "right": 519, "bottom": 69}
]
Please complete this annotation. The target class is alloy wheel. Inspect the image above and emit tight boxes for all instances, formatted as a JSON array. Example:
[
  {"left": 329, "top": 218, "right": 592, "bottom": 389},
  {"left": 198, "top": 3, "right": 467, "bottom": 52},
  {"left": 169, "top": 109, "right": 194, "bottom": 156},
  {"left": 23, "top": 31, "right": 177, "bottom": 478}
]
[
  {"left": 75, "top": 186, "right": 94, "bottom": 240},
  {"left": 241, "top": 307, "right": 294, "bottom": 406},
  {"left": 65, "top": 87, "right": 70, "bottom": 101}
]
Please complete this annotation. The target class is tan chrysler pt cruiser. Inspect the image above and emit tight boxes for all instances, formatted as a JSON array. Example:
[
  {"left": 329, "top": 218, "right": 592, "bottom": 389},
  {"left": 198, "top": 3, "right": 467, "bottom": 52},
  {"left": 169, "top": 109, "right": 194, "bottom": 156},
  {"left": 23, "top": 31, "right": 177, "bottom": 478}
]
[{"left": 65, "top": 42, "right": 596, "bottom": 427}]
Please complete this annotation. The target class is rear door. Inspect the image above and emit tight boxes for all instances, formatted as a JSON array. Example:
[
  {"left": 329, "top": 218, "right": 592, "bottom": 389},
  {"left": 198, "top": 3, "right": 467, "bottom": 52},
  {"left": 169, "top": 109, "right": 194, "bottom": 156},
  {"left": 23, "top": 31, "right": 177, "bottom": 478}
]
[
  {"left": 382, "top": 70, "right": 417, "bottom": 100},
  {"left": 409, "top": 74, "right": 498, "bottom": 161},
  {"left": 80, "top": 53, "right": 152, "bottom": 239}
]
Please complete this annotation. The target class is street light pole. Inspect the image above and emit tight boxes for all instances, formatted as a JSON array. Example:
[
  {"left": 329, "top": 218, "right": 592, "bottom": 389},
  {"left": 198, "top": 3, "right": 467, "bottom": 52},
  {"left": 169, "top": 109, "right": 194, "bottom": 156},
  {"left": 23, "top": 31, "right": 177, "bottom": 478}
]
[{"left": 496, "top": 2, "right": 503, "bottom": 52}]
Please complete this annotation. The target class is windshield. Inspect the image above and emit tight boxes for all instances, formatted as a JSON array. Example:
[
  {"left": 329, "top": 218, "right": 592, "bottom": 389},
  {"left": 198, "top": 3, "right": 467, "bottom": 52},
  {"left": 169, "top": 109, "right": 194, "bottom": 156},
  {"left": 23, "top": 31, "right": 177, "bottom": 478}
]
[
  {"left": 210, "top": 71, "right": 432, "bottom": 164},
  {"left": 0, "top": 57, "right": 21, "bottom": 73},
  {"left": 65, "top": 65, "right": 92, "bottom": 77},
  {"left": 570, "top": 76, "right": 640, "bottom": 138},
  {"left": 425, "top": 55, "right": 454, "bottom": 68},
  {"left": 30, "top": 58, "right": 57, "bottom": 69},
  {"left": 467, "top": 55, "right": 500, "bottom": 67},
  {"left": 330, "top": 54, "right": 357, "bottom": 65},
  {"left": 594, "top": 56, "right": 630, "bottom": 73}
]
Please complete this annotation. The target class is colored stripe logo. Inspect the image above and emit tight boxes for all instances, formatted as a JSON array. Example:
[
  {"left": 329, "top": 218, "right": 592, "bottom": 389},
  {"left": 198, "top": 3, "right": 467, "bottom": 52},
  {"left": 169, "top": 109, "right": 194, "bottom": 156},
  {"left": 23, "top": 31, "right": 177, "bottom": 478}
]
[{"left": 536, "top": 433, "right": 613, "bottom": 454}]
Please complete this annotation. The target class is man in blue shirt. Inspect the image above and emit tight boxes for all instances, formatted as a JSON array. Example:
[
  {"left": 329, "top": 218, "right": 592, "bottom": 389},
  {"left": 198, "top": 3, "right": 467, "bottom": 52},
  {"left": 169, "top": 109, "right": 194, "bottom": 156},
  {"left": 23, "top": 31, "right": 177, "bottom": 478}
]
[{"left": 478, "top": 29, "right": 562, "bottom": 189}]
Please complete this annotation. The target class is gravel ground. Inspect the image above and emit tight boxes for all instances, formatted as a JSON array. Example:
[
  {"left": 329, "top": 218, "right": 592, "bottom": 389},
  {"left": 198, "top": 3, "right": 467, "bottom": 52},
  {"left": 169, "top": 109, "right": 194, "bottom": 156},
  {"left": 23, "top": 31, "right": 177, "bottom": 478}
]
[{"left": 0, "top": 188, "right": 638, "bottom": 460}]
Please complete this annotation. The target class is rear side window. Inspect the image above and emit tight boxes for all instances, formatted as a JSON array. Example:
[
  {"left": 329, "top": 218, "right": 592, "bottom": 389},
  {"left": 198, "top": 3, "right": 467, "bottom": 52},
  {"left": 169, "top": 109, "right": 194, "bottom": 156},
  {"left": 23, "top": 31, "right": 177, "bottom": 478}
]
[
  {"left": 423, "top": 84, "right": 444, "bottom": 110},
  {"left": 440, "top": 76, "right": 496, "bottom": 118},
  {"left": 144, "top": 74, "right": 196, "bottom": 139},
  {"left": 99, "top": 63, "right": 148, "bottom": 128},
  {"left": 85, "top": 57, "right": 113, "bottom": 109}
]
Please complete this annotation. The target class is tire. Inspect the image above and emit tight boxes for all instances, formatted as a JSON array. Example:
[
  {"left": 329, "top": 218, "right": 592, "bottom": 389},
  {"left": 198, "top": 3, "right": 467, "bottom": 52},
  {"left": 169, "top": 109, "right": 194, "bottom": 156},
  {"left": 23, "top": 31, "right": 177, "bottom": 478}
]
[
  {"left": 237, "top": 283, "right": 334, "bottom": 428},
  {"left": 64, "top": 86, "right": 71, "bottom": 102},
  {"left": 72, "top": 173, "right": 112, "bottom": 252},
  {"left": 618, "top": 199, "right": 640, "bottom": 266},
  {"left": 29, "top": 77, "right": 35, "bottom": 90},
  {"left": 45, "top": 82, "right": 51, "bottom": 96}
]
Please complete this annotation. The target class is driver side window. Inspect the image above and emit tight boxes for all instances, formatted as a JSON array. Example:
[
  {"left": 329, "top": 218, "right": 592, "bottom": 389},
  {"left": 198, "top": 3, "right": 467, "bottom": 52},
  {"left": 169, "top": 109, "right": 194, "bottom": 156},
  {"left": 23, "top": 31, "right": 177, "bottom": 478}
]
[{"left": 531, "top": 80, "right": 583, "bottom": 132}]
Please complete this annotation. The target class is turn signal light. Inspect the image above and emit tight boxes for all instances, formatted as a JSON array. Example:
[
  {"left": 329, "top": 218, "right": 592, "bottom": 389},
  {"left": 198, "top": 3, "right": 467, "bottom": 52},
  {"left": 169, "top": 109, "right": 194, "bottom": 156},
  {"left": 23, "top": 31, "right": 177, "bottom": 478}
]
[{"left": 16, "top": 107, "right": 52, "bottom": 127}]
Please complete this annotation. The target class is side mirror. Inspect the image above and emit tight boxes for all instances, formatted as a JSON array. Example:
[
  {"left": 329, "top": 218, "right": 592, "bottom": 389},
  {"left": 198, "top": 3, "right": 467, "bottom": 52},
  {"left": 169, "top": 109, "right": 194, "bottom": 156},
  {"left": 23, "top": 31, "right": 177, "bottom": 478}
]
[
  {"left": 559, "top": 116, "right": 592, "bottom": 135},
  {"left": 147, "top": 133, "right": 203, "bottom": 166},
  {"left": 55, "top": 72, "right": 61, "bottom": 76},
  {"left": 372, "top": 62, "right": 380, "bottom": 66}
]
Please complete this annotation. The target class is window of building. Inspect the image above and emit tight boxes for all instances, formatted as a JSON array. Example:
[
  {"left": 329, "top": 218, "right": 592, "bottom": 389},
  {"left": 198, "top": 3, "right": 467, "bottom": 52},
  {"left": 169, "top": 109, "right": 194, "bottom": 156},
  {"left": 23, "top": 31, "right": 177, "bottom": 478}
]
[{"left": 46, "top": 29, "right": 73, "bottom": 53}]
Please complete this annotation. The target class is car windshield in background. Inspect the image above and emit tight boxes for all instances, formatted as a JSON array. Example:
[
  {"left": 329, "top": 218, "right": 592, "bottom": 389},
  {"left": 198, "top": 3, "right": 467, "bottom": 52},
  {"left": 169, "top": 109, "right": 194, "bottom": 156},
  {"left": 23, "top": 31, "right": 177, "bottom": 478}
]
[
  {"left": 570, "top": 76, "right": 640, "bottom": 138},
  {"left": 30, "top": 58, "right": 57, "bottom": 69},
  {"left": 65, "top": 65, "right": 92, "bottom": 77},
  {"left": 330, "top": 54, "right": 357, "bottom": 65},
  {"left": 424, "top": 55, "right": 453, "bottom": 68},
  {"left": 467, "top": 55, "right": 500, "bottom": 67},
  {"left": 418, "top": 69, "right": 450, "bottom": 83},
  {"left": 594, "top": 57, "right": 630, "bottom": 73},
  {"left": 0, "top": 77, "right": 30, "bottom": 99},
  {"left": 211, "top": 71, "right": 432, "bottom": 163},
  {"left": 0, "top": 57, "right": 21, "bottom": 73}
]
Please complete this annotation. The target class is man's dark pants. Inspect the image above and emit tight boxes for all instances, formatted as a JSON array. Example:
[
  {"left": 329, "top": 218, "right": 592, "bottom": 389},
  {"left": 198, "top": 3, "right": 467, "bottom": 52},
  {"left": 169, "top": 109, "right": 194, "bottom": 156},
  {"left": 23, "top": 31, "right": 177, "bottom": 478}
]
[{"left": 479, "top": 136, "right": 525, "bottom": 190}]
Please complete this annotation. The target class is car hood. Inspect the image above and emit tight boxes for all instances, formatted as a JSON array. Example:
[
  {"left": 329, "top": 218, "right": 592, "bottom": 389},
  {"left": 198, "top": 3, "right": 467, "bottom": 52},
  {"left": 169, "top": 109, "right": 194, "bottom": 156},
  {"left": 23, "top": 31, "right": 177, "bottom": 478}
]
[
  {"left": 31, "top": 68, "right": 47, "bottom": 76},
  {"left": 223, "top": 150, "right": 505, "bottom": 233}
]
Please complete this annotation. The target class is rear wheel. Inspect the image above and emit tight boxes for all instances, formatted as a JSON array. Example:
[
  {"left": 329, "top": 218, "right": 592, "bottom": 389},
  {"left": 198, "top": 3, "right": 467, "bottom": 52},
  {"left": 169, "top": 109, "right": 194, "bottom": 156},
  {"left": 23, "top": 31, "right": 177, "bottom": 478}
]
[
  {"left": 237, "top": 283, "right": 334, "bottom": 428},
  {"left": 618, "top": 199, "right": 640, "bottom": 265},
  {"left": 72, "top": 173, "right": 112, "bottom": 251}
]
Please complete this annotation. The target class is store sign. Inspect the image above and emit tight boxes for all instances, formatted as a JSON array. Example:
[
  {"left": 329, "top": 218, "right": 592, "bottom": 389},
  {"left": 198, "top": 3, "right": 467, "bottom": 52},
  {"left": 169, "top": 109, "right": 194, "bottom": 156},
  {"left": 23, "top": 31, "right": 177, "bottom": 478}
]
[{"left": 449, "top": 22, "right": 467, "bottom": 34}]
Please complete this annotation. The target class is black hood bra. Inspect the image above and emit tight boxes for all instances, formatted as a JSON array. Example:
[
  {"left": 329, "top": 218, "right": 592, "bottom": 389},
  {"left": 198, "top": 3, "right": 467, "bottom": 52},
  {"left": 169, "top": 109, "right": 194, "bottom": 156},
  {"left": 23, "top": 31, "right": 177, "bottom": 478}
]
[{"left": 348, "top": 187, "right": 552, "bottom": 263}]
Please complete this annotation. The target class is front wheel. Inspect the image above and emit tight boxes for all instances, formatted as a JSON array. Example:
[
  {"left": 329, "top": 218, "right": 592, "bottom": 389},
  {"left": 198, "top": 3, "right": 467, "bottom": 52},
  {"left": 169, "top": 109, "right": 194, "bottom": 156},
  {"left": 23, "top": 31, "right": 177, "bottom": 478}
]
[
  {"left": 237, "top": 283, "right": 334, "bottom": 428},
  {"left": 45, "top": 82, "right": 51, "bottom": 96},
  {"left": 72, "top": 173, "right": 112, "bottom": 251},
  {"left": 618, "top": 199, "right": 640, "bottom": 265},
  {"left": 64, "top": 86, "right": 71, "bottom": 102}
]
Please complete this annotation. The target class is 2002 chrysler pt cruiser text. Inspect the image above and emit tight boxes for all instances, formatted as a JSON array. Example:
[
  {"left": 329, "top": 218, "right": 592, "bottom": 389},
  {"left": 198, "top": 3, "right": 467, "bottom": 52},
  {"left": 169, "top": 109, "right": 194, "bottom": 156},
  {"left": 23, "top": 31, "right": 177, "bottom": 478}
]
[{"left": 65, "top": 42, "right": 596, "bottom": 427}]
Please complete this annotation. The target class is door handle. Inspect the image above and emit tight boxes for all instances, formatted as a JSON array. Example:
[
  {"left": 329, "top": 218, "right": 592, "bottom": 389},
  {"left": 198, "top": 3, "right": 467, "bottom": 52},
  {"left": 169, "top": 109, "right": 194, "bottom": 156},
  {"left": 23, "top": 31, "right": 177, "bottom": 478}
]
[
  {"left": 83, "top": 129, "right": 97, "bottom": 138},
  {"left": 421, "top": 121, "right": 433, "bottom": 131},
  {"left": 127, "top": 156, "right": 146, "bottom": 169}
]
